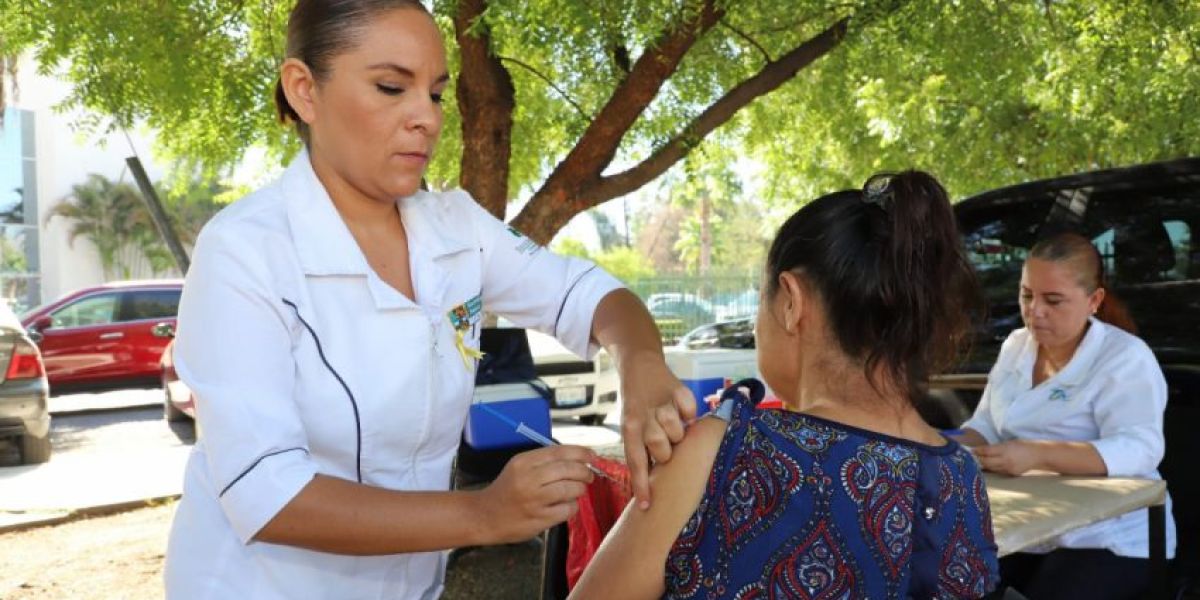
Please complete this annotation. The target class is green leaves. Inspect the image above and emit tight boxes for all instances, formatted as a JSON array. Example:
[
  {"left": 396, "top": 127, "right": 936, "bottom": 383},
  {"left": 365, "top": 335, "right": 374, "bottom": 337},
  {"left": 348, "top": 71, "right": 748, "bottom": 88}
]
[
  {"left": 743, "top": 0, "right": 1200, "bottom": 206},
  {"left": 3, "top": 0, "right": 1197, "bottom": 241}
]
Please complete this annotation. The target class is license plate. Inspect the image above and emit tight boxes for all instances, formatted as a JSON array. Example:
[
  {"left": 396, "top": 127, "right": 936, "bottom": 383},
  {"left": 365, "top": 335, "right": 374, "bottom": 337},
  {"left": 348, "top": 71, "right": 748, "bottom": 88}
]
[{"left": 555, "top": 386, "right": 587, "bottom": 408}]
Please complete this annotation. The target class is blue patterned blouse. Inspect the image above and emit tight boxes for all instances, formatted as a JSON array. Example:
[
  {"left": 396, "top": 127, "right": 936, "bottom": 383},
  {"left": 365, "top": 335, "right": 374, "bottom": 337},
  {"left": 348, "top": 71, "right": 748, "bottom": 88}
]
[{"left": 664, "top": 380, "right": 1000, "bottom": 599}]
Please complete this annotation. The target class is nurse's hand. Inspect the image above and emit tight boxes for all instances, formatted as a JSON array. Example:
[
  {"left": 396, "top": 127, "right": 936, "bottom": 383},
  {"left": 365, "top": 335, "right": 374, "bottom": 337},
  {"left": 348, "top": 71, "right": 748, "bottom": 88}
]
[
  {"left": 973, "top": 441, "right": 1040, "bottom": 476},
  {"left": 475, "top": 445, "right": 596, "bottom": 544},
  {"left": 619, "top": 359, "right": 695, "bottom": 510}
]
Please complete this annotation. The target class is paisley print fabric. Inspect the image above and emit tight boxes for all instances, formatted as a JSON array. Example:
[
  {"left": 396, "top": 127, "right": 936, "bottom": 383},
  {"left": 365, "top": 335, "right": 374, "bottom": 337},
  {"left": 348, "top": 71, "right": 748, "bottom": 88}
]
[{"left": 663, "top": 380, "right": 999, "bottom": 599}]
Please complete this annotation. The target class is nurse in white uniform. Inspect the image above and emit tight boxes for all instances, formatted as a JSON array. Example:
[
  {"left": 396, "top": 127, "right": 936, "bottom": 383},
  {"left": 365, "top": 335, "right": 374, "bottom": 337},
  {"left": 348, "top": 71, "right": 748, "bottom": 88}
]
[
  {"left": 957, "top": 232, "right": 1176, "bottom": 600},
  {"left": 163, "top": 1, "right": 695, "bottom": 597}
]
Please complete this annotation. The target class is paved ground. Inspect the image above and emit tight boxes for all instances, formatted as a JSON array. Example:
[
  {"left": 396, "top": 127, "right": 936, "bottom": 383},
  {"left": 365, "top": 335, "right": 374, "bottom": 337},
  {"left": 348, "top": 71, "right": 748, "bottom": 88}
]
[{"left": 0, "top": 390, "right": 193, "bottom": 530}]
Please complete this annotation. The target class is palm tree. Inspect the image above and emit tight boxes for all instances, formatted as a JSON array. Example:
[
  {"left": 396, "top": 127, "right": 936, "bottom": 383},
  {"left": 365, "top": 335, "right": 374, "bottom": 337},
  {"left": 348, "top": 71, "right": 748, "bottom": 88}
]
[
  {"left": 47, "top": 174, "right": 152, "bottom": 280},
  {"left": 48, "top": 173, "right": 226, "bottom": 280}
]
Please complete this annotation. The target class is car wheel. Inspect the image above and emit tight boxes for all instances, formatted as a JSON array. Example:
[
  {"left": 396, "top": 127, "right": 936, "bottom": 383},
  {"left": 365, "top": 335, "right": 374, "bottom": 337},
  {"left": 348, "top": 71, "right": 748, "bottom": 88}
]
[
  {"left": 579, "top": 414, "right": 606, "bottom": 426},
  {"left": 19, "top": 433, "right": 52, "bottom": 465}
]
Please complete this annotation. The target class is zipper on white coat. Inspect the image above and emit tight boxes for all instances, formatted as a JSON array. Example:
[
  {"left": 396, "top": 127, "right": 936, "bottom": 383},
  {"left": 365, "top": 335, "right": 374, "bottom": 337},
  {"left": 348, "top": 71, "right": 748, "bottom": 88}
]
[{"left": 411, "top": 318, "right": 439, "bottom": 483}]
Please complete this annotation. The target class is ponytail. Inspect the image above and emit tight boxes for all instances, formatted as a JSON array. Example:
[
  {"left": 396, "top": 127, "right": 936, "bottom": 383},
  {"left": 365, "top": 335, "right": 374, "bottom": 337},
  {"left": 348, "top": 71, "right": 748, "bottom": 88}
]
[
  {"left": 765, "top": 170, "right": 983, "bottom": 404},
  {"left": 1096, "top": 293, "right": 1137, "bottom": 334}
]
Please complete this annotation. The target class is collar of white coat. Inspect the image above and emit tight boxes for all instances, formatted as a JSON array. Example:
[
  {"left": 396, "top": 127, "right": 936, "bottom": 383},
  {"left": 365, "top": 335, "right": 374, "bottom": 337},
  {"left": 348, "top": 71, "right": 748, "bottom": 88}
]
[
  {"left": 282, "top": 150, "right": 474, "bottom": 276},
  {"left": 1002, "top": 317, "right": 1108, "bottom": 388}
]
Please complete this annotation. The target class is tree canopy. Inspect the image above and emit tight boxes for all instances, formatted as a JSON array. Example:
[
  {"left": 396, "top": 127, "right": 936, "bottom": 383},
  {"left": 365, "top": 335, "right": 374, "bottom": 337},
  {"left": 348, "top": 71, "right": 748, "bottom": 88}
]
[{"left": 2, "top": 0, "right": 1197, "bottom": 243}]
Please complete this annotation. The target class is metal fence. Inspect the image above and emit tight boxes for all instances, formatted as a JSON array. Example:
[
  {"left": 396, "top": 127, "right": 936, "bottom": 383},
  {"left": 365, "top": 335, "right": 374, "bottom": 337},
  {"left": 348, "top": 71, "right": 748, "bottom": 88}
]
[{"left": 627, "top": 274, "right": 761, "bottom": 343}]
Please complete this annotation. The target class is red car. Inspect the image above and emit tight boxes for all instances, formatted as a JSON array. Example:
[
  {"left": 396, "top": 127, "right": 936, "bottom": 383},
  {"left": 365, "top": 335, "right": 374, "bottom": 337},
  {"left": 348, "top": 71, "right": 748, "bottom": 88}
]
[{"left": 21, "top": 280, "right": 182, "bottom": 394}]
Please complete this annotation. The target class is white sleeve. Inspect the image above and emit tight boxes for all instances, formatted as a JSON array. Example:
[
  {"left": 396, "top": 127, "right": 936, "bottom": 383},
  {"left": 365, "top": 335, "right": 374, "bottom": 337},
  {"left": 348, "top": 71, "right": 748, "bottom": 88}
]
[
  {"left": 1088, "top": 342, "right": 1168, "bottom": 477},
  {"left": 961, "top": 378, "right": 1002, "bottom": 444},
  {"left": 453, "top": 190, "right": 624, "bottom": 359},
  {"left": 961, "top": 333, "right": 1022, "bottom": 444},
  {"left": 173, "top": 226, "right": 317, "bottom": 544}
]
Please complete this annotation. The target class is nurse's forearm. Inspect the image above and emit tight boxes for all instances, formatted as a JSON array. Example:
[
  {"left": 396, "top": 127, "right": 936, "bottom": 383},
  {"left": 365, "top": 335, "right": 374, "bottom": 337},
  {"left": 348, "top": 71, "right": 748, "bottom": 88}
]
[
  {"left": 254, "top": 475, "right": 494, "bottom": 555},
  {"left": 590, "top": 289, "right": 664, "bottom": 365},
  {"left": 1028, "top": 440, "right": 1108, "bottom": 476}
]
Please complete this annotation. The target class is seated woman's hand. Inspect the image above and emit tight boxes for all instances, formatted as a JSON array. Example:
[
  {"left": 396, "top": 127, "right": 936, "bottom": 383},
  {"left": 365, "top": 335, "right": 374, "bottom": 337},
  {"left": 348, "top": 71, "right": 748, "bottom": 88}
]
[
  {"left": 475, "top": 445, "right": 596, "bottom": 544},
  {"left": 973, "top": 440, "right": 1041, "bottom": 476}
]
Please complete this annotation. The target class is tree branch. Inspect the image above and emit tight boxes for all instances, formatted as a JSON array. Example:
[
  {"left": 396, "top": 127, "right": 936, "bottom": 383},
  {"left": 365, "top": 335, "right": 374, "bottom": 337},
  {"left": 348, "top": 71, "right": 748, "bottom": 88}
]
[
  {"left": 496, "top": 55, "right": 590, "bottom": 121},
  {"left": 721, "top": 21, "right": 773, "bottom": 63},
  {"left": 541, "top": 0, "right": 724, "bottom": 187},
  {"left": 583, "top": 17, "right": 849, "bottom": 205}
]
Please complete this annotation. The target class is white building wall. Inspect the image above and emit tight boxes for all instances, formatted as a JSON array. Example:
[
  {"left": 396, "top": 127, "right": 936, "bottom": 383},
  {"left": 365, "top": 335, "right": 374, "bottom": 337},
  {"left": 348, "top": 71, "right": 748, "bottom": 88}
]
[{"left": 13, "top": 54, "right": 170, "bottom": 306}]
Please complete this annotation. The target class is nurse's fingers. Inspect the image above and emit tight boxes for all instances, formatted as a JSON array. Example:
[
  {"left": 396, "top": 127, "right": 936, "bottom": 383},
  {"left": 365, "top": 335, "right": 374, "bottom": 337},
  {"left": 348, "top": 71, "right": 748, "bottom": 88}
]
[
  {"left": 520, "top": 444, "right": 596, "bottom": 467},
  {"left": 623, "top": 422, "right": 652, "bottom": 510},
  {"left": 543, "top": 499, "right": 581, "bottom": 523},
  {"left": 644, "top": 420, "right": 673, "bottom": 466},
  {"left": 656, "top": 404, "right": 687, "bottom": 447},
  {"left": 533, "top": 459, "right": 595, "bottom": 487},
  {"left": 539, "top": 480, "right": 588, "bottom": 505},
  {"left": 673, "top": 385, "right": 697, "bottom": 424}
]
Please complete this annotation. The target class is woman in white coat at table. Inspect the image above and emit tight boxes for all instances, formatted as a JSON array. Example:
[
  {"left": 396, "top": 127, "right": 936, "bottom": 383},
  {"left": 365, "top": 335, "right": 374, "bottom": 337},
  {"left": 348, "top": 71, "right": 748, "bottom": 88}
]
[
  {"left": 955, "top": 232, "right": 1176, "bottom": 600},
  {"left": 162, "top": 1, "right": 695, "bottom": 598}
]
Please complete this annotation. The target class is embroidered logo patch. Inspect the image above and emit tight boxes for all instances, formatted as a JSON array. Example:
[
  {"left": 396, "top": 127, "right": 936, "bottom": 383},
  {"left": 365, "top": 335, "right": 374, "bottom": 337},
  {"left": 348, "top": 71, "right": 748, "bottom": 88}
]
[
  {"left": 506, "top": 225, "right": 541, "bottom": 255},
  {"left": 1049, "top": 388, "right": 1068, "bottom": 402}
]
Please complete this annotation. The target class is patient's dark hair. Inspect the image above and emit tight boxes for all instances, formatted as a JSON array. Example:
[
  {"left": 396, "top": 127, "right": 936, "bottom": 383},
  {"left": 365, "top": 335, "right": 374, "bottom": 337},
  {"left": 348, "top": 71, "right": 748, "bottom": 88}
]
[
  {"left": 765, "top": 171, "right": 983, "bottom": 404},
  {"left": 274, "top": 0, "right": 431, "bottom": 144}
]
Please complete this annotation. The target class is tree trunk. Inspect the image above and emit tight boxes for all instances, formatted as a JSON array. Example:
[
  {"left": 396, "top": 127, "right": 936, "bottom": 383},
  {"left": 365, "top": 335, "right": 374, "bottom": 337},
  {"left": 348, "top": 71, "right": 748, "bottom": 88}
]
[
  {"left": 699, "top": 191, "right": 711, "bottom": 276},
  {"left": 453, "top": 0, "right": 515, "bottom": 220}
]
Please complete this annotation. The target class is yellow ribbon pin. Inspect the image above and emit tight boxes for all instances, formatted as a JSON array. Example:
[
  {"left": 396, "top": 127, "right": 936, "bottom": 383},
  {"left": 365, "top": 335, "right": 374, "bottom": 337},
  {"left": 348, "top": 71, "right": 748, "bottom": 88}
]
[
  {"left": 455, "top": 328, "right": 485, "bottom": 370},
  {"left": 448, "top": 294, "right": 485, "bottom": 371}
]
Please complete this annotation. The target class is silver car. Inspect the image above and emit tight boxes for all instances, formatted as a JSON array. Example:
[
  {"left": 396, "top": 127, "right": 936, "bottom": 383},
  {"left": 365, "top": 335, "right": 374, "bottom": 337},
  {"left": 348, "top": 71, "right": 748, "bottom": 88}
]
[{"left": 0, "top": 302, "right": 51, "bottom": 464}]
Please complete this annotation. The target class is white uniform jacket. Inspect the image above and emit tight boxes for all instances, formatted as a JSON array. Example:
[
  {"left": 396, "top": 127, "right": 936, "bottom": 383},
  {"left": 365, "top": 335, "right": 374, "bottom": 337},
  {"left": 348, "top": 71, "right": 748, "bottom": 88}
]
[
  {"left": 163, "top": 153, "right": 623, "bottom": 599},
  {"left": 962, "top": 318, "right": 1177, "bottom": 559}
]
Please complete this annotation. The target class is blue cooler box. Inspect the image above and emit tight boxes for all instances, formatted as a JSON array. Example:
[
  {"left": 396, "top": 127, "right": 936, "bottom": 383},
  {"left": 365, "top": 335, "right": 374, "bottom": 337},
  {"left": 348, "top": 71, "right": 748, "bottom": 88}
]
[
  {"left": 665, "top": 348, "right": 759, "bottom": 417},
  {"left": 464, "top": 382, "right": 552, "bottom": 450}
]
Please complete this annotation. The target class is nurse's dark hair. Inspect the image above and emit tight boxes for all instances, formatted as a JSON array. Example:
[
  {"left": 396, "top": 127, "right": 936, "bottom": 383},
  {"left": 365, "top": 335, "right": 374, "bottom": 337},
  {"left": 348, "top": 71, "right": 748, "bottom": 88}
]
[
  {"left": 765, "top": 170, "right": 984, "bottom": 405},
  {"left": 1028, "top": 232, "right": 1137, "bottom": 334},
  {"left": 274, "top": 0, "right": 431, "bottom": 144}
]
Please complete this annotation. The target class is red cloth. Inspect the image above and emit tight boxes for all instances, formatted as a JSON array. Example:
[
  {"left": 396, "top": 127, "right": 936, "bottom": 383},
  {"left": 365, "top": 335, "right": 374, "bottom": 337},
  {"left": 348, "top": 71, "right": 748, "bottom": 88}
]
[{"left": 565, "top": 457, "right": 632, "bottom": 589}]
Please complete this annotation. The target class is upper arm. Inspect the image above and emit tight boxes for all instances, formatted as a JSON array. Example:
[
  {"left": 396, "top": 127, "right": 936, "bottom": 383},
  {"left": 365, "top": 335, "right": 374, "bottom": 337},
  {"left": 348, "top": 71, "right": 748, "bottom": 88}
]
[
  {"left": 568, "top": 417, "right": 728, "bottom": 600},
  {"left": 454, "top": 191, "right": 623, "bottom": 358},
  {"left": 175, "top": 227, "right": 317, "bottom": 542},
  {"left": 962, "top": 377, "right": 1002, "bottom": 444},
  {"left": 1089, "top": 345, "right": 1168, "bottom": 476}
]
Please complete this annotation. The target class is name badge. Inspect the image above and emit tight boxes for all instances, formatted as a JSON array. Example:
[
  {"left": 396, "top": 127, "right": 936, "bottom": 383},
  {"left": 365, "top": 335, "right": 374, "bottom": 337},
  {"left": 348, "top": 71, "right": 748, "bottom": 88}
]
[{"left": 447, "top": 294, "right": 485, "bottom": 370}]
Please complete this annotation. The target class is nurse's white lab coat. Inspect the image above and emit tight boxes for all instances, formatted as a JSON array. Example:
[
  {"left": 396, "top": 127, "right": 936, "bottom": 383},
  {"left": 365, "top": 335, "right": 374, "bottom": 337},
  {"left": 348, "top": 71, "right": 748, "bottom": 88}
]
[
  {"left": 962, "top": 318, "right": 1176, "bottom": 559},
  {"left": 163, "top": 154, "right": 623, "bottom": 599}
]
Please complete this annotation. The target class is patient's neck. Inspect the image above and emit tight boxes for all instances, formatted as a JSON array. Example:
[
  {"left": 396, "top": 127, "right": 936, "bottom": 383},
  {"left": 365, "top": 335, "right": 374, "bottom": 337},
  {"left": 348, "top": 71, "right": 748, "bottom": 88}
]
[{"left": 785, "top": 353, "right": 945, "bottom": 447}]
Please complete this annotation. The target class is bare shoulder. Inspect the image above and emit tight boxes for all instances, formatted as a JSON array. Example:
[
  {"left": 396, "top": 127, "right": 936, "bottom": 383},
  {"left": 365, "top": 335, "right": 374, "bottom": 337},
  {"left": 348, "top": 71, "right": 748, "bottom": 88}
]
[
  {"left": 649, "top": 415, "right": 728, "bottom": 488},
  {"left": 568, "top": 415, "right": 731, "bottom": 600}
]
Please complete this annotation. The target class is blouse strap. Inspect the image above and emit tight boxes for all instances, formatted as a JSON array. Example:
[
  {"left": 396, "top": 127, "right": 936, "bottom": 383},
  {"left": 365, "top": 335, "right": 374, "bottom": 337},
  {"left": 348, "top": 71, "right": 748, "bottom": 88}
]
[{"left": 708, "top": 378, "right": 767, "bottom": 423}]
